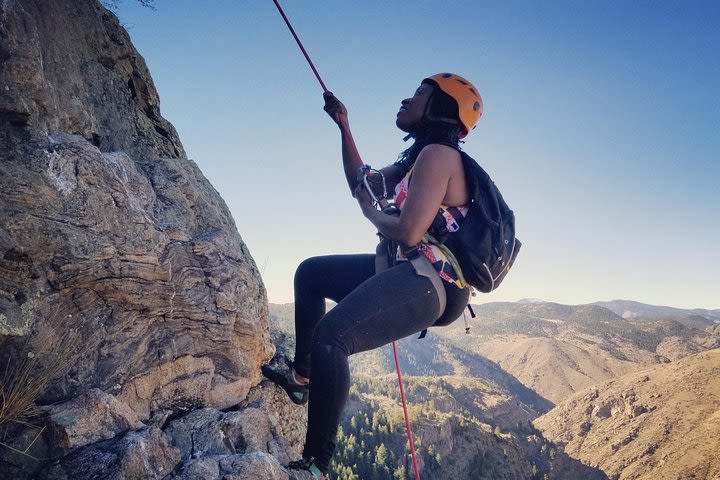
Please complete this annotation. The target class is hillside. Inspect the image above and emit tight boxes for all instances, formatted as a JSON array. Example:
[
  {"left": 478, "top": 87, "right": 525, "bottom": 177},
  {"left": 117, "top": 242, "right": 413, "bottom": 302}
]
[
  {"left": 269, "top": 303, "right": 553, "bottom": 416},
  {"left": 534, "top": 349, "right": 720, "bottom": 480},
  {"left": 333, "top": 374, "right": 609, "bottom": 480},
  {"left": 434, "top": 302, "right": 718, "bottom": 404}
]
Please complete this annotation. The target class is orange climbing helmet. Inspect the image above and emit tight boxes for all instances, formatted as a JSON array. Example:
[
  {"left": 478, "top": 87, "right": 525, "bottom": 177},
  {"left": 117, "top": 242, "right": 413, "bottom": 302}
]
[{"left": 423, "top": 73, "right": 483, "bottom": 138}]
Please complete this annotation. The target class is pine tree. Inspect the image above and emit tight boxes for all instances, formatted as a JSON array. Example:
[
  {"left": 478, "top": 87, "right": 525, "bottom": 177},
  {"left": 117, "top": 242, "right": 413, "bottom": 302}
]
[
  {"left": 375, "top": 443, "right": 389, "bottom": 465},
  {"left": 349, "top": 384, "right": 359, "bottom": 398}
]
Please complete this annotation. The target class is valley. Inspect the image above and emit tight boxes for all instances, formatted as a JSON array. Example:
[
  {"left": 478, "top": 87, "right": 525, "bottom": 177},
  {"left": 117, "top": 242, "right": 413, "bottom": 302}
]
[{"left": 269, "top": 300, "right": 720, "bottom": 479}]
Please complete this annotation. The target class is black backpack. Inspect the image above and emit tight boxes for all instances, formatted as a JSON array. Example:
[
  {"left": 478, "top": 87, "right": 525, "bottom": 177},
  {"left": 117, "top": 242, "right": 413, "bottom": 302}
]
[{"left": 427, "top": 148, "right": 521, "bottom": 293}]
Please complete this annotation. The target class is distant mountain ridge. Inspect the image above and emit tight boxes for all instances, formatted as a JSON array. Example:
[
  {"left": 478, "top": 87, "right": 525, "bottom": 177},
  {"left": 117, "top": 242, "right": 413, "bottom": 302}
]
[
  {"left": 591, "top": 299, "right": 720, "bottom": 329},
  {"left": 515, "top": 299, "right": 720, "bottom": 328}
]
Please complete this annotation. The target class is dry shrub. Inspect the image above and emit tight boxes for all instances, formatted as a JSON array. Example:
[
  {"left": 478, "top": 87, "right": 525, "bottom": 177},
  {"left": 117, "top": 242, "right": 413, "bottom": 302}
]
[{"left": 0, "top": 317, "right": 87, "bottom": 429}]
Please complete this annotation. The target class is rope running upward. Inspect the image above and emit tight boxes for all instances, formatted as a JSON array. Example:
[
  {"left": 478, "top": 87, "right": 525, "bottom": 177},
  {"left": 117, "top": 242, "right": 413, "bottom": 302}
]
[{"left": 270, "top": 2, "right": 421, "bottom": 479}]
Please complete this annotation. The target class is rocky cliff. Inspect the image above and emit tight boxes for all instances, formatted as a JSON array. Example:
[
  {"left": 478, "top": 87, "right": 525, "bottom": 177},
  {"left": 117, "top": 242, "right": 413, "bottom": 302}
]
[{"left": 0, "top": 1, "right": 298, "bottom": 478}]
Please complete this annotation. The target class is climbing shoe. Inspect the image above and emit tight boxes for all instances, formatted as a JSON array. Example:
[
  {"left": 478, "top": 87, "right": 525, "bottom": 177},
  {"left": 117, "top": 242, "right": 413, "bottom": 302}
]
[
  {"left": 285, "top": 457, "right": 327, "bottom": 479},
  {"left": 261, "top": 356, "right": 309, "bottom": 406}
]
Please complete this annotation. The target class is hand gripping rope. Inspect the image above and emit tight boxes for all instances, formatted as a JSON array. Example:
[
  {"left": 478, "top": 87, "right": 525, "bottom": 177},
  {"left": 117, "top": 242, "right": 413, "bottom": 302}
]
[{"left": 271, "top": 1, "right": 421, "bottom": 479}]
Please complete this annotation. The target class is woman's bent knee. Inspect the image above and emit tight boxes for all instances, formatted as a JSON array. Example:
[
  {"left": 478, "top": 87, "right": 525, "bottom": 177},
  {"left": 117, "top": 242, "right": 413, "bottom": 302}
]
[{"left": 295, "top": 256, "right": 322, "bottom": 283}]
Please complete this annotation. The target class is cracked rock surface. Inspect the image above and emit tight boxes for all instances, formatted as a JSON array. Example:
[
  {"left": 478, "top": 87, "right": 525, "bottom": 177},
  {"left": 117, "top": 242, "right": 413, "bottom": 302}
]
[
  {"left": 38, "top": 381, "right": 312, "bottom": 480},
  {"left": 1, "top": 0, "right": 271, "bottom": 411}
]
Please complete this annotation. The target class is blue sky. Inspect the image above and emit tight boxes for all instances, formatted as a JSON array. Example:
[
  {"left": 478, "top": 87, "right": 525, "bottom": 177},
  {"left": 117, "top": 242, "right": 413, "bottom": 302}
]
[{"left": 114, "top": 0, "right": 720, "bottom": 309}]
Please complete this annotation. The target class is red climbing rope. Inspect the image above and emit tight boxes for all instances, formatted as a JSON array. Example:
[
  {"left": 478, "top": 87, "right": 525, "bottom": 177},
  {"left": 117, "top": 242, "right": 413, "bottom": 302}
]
[
  {"left": 270, "top": 0, "right": 364, "bottom": 191},
  {"left": 393, "top": 341, "right": 422, "bottom": 480},
  {"left": 270, "top": 2, "right": 421, "bottom": 479},
  {"left": 271, "top": 0, "right": 328, "bottom": 93}
]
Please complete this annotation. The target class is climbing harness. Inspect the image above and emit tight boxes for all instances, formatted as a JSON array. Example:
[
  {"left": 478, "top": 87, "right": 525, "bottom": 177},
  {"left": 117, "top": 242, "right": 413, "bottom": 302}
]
[{"left": 270, "top": 2, "right": 421, "bottom": 479}]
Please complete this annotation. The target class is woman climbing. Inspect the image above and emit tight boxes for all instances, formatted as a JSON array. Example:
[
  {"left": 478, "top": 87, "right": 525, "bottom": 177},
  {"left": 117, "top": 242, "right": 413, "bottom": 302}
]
[{"left": 262, "top": 73, "right": 483, "bottom": 479}]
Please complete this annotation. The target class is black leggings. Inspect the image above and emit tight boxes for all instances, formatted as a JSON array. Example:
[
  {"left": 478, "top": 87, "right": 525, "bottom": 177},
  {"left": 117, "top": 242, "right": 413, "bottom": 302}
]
[{"left": 293, "top": 254, "right": 469, "bottom": 472}]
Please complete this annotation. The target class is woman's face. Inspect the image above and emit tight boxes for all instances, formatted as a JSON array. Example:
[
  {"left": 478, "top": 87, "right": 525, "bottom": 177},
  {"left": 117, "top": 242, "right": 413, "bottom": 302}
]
[{"left": 396, "top": 82, "right": 434, "bottom": 132}]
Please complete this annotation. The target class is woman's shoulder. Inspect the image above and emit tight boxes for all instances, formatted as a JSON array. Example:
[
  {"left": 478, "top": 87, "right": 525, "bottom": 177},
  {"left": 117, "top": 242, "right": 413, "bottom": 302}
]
[{"left": 415, "top": 143, "right": 463, "bottom": 169}]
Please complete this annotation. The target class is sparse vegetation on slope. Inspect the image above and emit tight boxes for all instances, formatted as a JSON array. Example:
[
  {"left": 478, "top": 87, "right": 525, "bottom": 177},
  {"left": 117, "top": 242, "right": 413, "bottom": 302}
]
[
  {"left": 332, "top": 375, "right": 585, "bottom": 480},
  {"left": 535, "top": 349, "right": 720, "bottom": 480}
]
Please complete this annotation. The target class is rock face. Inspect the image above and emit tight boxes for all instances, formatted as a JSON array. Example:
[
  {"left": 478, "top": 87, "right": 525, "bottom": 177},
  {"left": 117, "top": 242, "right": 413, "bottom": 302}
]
[
  {"left": 1, "top": 0, "right": 274, "bottom": 477},
  {"left": 48, "top": 388, "right": 144, "bottom": 449},
  {"left": 38, "top": 383, "right": 313, "bottom": 480},
  {"left": 534, "top": 349, "right": 720, "bottom": 480},
  {"left": 41, "top": 426, "right": 182, "bottom": 480},
  {"left": 0, "top": 0, "right": 183, "bottom": 159}
]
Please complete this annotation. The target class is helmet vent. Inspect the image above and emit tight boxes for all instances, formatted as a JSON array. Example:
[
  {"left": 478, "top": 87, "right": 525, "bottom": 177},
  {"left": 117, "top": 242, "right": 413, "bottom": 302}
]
[
  {"left": 473, "top": 101, "right": 481, "bottom": 111},
  {"left": 469, "top": 87, "right": 478, "bottom": 97},
  {"left": 456, "top": 79, "right": 469, "bottom": 86}
]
